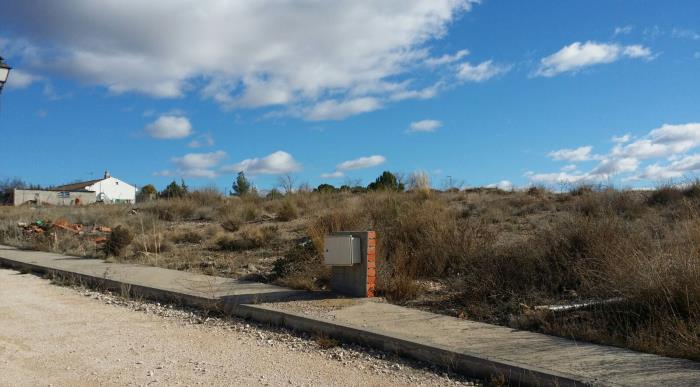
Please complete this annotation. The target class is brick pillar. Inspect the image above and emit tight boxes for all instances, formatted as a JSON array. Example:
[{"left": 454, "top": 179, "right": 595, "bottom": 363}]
[
  {"left": 329, "top": 231, "right": 376, "bottom": 298},
  {"left": 366, "top": 231, "right": 376, "bottom": 297}
]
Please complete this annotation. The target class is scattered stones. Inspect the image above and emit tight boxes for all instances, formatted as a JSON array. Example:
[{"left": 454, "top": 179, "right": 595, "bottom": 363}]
[{"left": 72, "top": 286, "right": 480, "bottom": 386}]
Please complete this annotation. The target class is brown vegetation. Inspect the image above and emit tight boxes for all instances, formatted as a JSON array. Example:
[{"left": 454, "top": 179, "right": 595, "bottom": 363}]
[{"left": 1, "top": 184, "right": 698, "bottom": 360}]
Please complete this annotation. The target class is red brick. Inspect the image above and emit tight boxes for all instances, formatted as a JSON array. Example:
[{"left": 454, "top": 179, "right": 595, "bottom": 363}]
[
  {"left": 367, "top": 239, "right": 376, "bottom": 248},
  {"left": 367, "top": 267, "right": 376, "bottom": 277},
  {"left": 367, "top": 245, "right": 376, "bottom": 254},
  {"left": 366, "top": 231, "right": 376, "bottom": 239}
]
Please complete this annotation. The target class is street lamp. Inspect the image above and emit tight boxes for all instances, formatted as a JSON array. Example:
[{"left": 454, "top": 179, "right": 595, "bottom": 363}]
[{"left": 0, "top": 57, "right": 11, "bottom": 95}]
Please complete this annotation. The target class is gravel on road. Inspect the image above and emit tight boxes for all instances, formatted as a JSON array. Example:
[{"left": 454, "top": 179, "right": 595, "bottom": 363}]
[{"left": 0, "top": 269, "right": 480, "bottom": 386}]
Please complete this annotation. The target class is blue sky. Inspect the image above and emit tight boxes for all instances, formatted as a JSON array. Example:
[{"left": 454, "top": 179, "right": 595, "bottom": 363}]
[{"left": 1, "top": 1, "right": 699, "bottom": 192}]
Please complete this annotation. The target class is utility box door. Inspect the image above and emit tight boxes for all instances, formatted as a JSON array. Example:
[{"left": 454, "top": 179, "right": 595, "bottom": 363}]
[{"left": 324, "top": 235, "right": 361, "bottom": 266}]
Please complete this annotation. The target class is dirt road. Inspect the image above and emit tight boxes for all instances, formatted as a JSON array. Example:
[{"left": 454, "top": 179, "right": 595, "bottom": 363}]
[{"left": 0, "top": 269, "right": 476, "bottom": 386}]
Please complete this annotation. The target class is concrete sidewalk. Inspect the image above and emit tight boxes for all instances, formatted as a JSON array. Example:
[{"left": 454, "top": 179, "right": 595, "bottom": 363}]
[{"left": 2, "top": 244, "right": 699, "bottom": 386}]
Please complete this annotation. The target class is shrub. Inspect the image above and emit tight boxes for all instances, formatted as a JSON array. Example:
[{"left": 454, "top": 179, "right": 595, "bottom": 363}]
[
  {"left": 215, "top": 225, "right": 277, "bottom": 251},
  {"left": 171, "top": 230, "right": 204, "bottom": 244},
  {"left": 277, "top": 200, "right": 298, "bottom": 221},
  {"left": 103, "top": 226, "right": 133, "bottom": 256},
  {"left": 221, "top": 216, "right": 242, "bottom": 232},
  {"left": 648, "top": 186, "right": 683, "bottom": 206}
]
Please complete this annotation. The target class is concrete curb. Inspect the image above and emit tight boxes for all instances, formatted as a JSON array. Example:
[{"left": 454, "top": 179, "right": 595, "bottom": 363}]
[
  {"left": 1, "top": 253, "right": 594, "bottom": 386},
  {"left": 235, "top": 304, "right": 592, "bottom": 387}
]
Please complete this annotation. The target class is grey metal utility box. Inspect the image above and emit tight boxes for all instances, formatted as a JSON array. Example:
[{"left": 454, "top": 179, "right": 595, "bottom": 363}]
[{"left": 324, "top": 235, "right": 361, "bottom": 266}]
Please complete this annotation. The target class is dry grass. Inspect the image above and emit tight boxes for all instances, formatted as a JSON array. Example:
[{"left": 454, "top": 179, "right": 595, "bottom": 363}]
[{"left": 1, "top": 185, "right": 699, "bottom": 360}]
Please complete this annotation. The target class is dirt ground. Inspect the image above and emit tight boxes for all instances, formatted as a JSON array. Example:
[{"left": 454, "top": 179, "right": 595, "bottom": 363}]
[{"left": 0, "top": 269, "right": 478, "bottom": 386}]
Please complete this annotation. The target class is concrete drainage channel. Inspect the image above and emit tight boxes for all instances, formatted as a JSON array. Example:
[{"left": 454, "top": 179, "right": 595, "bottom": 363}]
[{"left": 0, "top": 254, "right": 587, "bottom": 386}]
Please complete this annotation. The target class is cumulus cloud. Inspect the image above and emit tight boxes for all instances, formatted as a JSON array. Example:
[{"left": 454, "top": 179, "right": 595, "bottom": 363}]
[
  {"left": 144, "top": 115, "right": 192, "bottom": 139},
  {"left": 337, "top": 155, "right": 386, "bottom": 171},
  {"left": 170, "top": 151, "right": 227, "bottom": 178},
  {"left": 457, "top": 60, "right": 508, "bottom": 82},
  {"left": 528, "top": 122, "right": 700, "bottom": 185},
  {"left": 548, "top": 146, "right": 594, "bottom": 162},
  {"left": 535, "top": 41, "right": 653, "bottom": 77},
  {"left": 408, "top": 119, "right": 442, "bottom": 133},
  {"left": 1, "top": 1, "right": 479, "bottom": 119},
  {"left": 222, "top": 151, "right": 301, "bottom": 175}
]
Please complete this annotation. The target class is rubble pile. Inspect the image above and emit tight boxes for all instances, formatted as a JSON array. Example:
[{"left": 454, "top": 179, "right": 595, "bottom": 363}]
[{"left": 17, "top": 219, "right": 113, "bottom": 244}]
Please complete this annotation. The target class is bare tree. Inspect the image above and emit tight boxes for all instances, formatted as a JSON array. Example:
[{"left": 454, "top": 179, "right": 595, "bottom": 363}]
[{"left": 277, "top": 174, "right": 296, "bottom": 194}]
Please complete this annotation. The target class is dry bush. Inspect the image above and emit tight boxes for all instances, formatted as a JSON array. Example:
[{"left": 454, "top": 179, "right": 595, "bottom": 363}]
[
  {"left": 188, "top": 187, "right": 223, "bottom": 206},
  {"left": 216, "top": 225, "right": 278, "bottom": 251},
  {"left": 103, "top": 226, "right": 133, "bottom": 257},
  {"left": 365, "top": 193, "right": 494, "bottom": 278},
  {"left": 377, "top": 271, "right": 421, "bottom": 302},
  {"left": 276, "top": 199, "right": 298, "bottom": 221},
  {"left": 140, "top": 198, "right": 199, "bottom": 221},
  {"left": 220, "top": 215, "right": 242, "bottom": 232},
  {"left": 272, "top": 241, "right": 329, "bottom": 290},
  {"left": 648, "top": 186, "right": 684, "bottom": 206},
  {"left": 241, "top": 203, "right": 260, "bottom": 221},
  {"left": 170, "top": 230, "right": 204, "bottom": 244}
]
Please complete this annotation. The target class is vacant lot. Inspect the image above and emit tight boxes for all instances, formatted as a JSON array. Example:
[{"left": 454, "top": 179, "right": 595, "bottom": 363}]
[{"left": 1, "top": 184, "right": 699, "bottom": 361}]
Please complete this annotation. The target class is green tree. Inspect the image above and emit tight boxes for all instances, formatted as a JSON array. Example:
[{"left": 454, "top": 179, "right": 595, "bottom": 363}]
[
  {"left": 137, "top": 184, "right": 157, "bottom": 202},
  {"left": 367, "top": 171, "right": 404, "bottom": 191},
  {"left": 160, "top": 180, "right": 188, "bottom": 199},
  {"left": 315, "top": 183, "right": 336, "bottom": 194},
  {"left": 232, "top": 171, "right": 251, "bottom": 196}
]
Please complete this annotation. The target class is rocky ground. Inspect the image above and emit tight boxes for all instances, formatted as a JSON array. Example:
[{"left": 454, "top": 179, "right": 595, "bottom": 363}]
[{"left": 0, "top": 269, "right": 481, "bottom": 386}]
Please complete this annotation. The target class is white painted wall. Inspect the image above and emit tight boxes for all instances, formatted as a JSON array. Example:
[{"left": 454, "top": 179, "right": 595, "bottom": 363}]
[{"left": 85, "top": 177, "right": 136, "bottom": 203}]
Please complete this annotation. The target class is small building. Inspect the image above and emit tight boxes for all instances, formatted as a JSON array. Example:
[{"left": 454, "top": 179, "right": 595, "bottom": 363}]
[{"left": 12, "top": 171, "right": 137, "bottom": 206}]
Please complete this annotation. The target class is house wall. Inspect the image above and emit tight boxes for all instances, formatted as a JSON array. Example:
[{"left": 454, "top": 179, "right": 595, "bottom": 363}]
[
  {"left": 13, "top": 189, "right": 97, "bottom": 206},
  {"left": 85, "top": 177, "right": 136, "bottom": 203}
]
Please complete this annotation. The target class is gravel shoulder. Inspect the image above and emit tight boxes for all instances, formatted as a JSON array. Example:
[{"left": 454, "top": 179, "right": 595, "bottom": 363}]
[{"left": 0, "top": 269, "right": 479, "bottom": 386}]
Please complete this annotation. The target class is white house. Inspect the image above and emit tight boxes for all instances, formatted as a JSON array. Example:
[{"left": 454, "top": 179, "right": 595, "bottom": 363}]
[{"left": 51, "top": 171, "right": 137, "bottom": 204}]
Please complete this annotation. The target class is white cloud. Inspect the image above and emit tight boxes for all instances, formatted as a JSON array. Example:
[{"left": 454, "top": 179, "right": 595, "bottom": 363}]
[
  {"left": 525, "top": 171, "right": 590, "bottom": 185},
  {"left": 425, "top": 49, "right": 469, "bottom": 67},
  {"left": 6, "top": 69, "right": 41, "bottom": 89},
  {"left": 486, "top": 180, "right": 513, "bottom": 190},
  {"left": 457, "top": 60, "right": 508, "bottom": 82},
  {"left": 408, "top": 119, "right": 442, "bottom": 133},
  {"left": 321, "top": 171, "right": 345, "bottom": 179},
  {"left": 530, "top": 123, "right": 700, "bottom": 185},
  {"left": 561, "top": 164, "right": 577, "bottom": 172},
  {"left": 548, "top": 146, "right": 594, "bottom": 162},
  {"left": 612, "top": 123, "right": 700, "bottom": 159},
  {"left": 622, "top": 45, "right": 652, "bottom": 58},
  {"left": 612, "top": 133, "right": 631, "bottom": 143},
  {"left": 188, "top": 133, "right": 215, "bottom": 148},
  {"left": 336, "top": 155, "right": 386, "bottom": 171},
  {"left": 590, "top": 157, "right": 639, "bottom": 176},
  {"left": 144, "top": 115, "right": 192, "bottom": 139},
  {"left": 306, "top": 97, "right": 381, "bottom": 121},
  {"left": 1, "top": 1, "right": 478, "bottom": 119},
  {"left": 614, "top": 26, "right": 633, "bottom": 35},
  {"left": 222, "top": 151, "right": 301, "bottom": 175},
  {"left": 171, "top": 151, "right": 227, "bottom": 178},
  {"left": 535, "top": 41, "right": 653, "bottom": 77}
]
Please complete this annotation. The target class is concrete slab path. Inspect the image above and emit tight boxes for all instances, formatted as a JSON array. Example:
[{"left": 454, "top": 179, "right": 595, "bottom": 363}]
[{"left": 2, "top": 244, "right": 699, "bottom": 386}]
